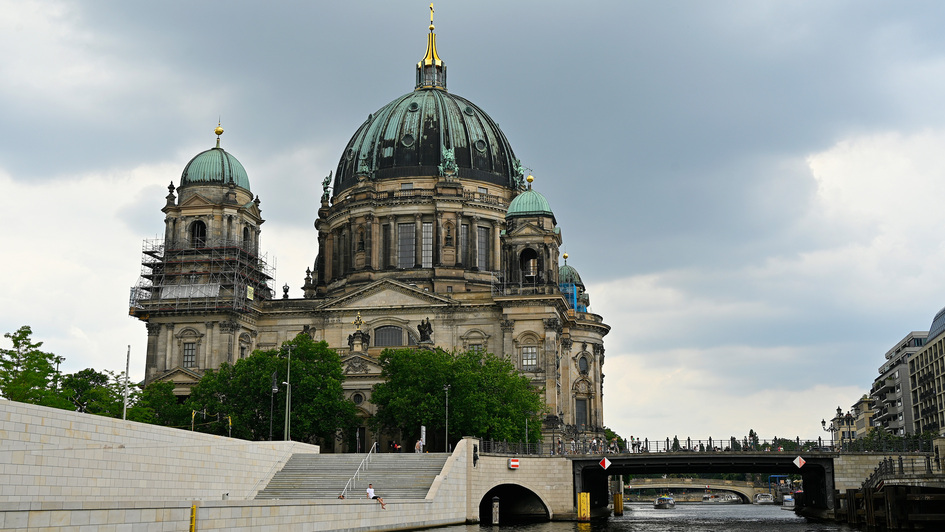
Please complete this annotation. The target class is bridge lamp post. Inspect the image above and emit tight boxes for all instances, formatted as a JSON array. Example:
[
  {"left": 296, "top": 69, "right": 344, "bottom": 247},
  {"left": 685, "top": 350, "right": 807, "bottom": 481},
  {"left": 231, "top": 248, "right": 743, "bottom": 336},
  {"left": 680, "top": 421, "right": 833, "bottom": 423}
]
[{"left": 821, "top": 406, "right": 841, "bottom": 449}]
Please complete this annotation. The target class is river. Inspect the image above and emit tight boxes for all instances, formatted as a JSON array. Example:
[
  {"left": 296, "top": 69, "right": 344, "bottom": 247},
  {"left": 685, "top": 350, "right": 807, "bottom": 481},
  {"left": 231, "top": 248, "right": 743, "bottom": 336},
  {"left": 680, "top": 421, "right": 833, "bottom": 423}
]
[{"left": 425, "top": 502, "right": 855, "bottom": 532}]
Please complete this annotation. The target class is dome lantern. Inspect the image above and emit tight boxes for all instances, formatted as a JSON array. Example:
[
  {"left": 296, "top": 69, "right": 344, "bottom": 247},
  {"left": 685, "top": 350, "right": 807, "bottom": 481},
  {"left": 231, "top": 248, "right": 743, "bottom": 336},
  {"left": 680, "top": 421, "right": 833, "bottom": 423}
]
[{"left": 416, "top": 4, "right": 446, "bottom": 90}]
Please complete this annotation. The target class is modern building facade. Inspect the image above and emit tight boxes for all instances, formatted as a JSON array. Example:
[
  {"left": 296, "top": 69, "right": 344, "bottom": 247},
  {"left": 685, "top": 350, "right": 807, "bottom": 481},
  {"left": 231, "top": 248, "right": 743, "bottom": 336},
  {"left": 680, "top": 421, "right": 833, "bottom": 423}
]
[
  {"left": 910, "top": 307, "right": 945, "bottom": 435},
  {"left": 870, "top": 331, "right": 926, "bottom": 435},
  {"left": 129, "top": 18, "right": 609, "bottom": 450}
]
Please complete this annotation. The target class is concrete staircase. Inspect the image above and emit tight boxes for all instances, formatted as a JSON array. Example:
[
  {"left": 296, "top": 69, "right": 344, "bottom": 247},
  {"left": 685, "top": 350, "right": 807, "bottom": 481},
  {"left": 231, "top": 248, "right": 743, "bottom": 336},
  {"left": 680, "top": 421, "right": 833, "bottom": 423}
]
[{"left": 254, "top": 453, "right": 450, "bottom": 500}]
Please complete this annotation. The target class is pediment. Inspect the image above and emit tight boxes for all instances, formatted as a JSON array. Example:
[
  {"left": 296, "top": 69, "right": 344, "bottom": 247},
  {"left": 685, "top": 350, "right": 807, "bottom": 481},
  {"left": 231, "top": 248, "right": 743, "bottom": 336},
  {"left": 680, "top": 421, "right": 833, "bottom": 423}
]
[
  {"left": 240, "top": 200, "right": 262, "bottom": 219},
  {"left": 178, "top": 193, "right": 215, "bottom": 208},
  {"left": 506, "top": 221, "right": 552, "bottom": 237},
  {"left": 151, "top": 366, "right": 204, "bottom": 385},
  {"left": 341, "top": 354, "right": 382, "bottom": 375},
  {"left": 319, "top": 279, "right": 454, "bottom": 310}
]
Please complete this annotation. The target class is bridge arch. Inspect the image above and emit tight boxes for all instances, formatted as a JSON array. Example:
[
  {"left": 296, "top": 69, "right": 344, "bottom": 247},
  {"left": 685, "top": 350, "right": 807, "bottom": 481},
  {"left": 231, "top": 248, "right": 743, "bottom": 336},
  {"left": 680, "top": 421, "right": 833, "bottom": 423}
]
[{"left": 478, "top": 483, "right": 551, "bottom": 524}]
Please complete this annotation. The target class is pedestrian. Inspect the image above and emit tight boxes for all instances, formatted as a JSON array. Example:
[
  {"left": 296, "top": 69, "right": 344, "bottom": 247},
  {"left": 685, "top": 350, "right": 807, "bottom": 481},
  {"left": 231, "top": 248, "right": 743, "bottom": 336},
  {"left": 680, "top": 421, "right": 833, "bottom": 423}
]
[
  {"left": 366, "top": 483, "right": 386, "bottom": 510},
  {"left": 415, "top": 439, "right": 422, "bottom": 453}
]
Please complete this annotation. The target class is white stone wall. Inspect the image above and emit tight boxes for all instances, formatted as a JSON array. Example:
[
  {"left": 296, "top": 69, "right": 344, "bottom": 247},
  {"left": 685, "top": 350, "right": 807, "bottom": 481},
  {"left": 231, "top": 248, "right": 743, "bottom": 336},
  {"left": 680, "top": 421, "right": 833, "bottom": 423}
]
[
  {"left": 0, "top": 400, "right": 471, "bottom": 531},
  {"left": 0, "top": 399, "right": 317, "bottom": 502}
]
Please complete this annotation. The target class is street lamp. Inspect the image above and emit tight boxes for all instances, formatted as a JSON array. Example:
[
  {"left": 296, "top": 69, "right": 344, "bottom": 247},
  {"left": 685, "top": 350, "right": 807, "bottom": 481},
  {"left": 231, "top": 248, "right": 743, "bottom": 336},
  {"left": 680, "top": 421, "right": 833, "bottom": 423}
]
[
  {"left": 283, "top": 381, "right": 292, "bottom": 440},
  {"left": 270, "top": 371, "right": 278, "bottom": 441},
  {"left": 283, "top": 345, "right": 294, "bottom": 441},
  {"left": 821, "top": 406, "right": 842, "bottom": 449},
  {"left": 444, "top": 384, "right": 451, "bottom": 452}
]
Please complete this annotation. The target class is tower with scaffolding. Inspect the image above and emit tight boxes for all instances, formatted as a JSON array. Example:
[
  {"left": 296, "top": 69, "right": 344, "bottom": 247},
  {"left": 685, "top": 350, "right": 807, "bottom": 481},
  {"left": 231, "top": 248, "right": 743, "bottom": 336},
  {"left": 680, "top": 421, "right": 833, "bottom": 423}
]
[{"left": 129, "top": 125, "right": 275, "bottom": 388}]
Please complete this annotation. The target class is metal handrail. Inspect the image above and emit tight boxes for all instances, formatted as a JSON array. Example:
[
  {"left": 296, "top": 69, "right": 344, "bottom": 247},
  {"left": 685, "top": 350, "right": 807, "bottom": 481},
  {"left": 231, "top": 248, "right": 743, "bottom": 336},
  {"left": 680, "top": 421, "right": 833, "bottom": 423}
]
[{"left": 340, "top": 442, "right": 378, "bottom": 499}]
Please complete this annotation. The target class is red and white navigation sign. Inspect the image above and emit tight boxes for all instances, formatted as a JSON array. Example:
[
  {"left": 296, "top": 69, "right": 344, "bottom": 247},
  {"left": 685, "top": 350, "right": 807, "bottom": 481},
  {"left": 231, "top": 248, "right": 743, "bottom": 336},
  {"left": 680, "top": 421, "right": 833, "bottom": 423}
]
[
  {"left": 600, "top": 457, "right": 612, "bottom": 470},
  {"left": 793, "top": 456, "right": 806, "bottom": 469}
]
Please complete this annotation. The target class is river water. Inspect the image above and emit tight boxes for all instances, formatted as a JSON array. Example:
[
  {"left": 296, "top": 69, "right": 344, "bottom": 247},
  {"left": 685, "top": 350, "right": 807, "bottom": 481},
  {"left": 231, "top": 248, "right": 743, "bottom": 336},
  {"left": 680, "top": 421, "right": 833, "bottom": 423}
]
[{"left": 426, "top": 502, "right": 855, "bottom": 532}]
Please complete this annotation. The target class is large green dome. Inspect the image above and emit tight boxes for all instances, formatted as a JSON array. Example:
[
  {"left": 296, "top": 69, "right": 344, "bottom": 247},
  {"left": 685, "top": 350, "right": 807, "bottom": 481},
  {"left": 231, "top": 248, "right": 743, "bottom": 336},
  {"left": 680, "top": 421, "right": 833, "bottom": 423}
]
[
  {"left": 333, "top": 88, "right": 520, "bottom": 195},
  {"left": 180, "top": 147, "right": 251, "bottom": 191}
]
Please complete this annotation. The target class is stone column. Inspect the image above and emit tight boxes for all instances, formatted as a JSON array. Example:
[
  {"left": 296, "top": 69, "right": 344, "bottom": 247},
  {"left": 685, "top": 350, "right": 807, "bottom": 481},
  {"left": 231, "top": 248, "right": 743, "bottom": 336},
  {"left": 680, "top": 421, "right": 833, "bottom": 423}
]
[
  {"left": 164, "top": 323, "right": 175, "bottom": 371},
  {"left": 470, "top": 216, "right": 480, "bottom": 271},
  {"left": 388, "top": 215, "right": 397, "bottom": 269},
  {"left": 414, "top": 213, "right": 423, "bottom": 268},
  {"left": 492, "top": 220, "right": 501, "bottom": 272},
  {"left": 203, "top": 322, "right": 215, "bottom": 369},
  {"left": 501, "top": 319, "right": 515, "bottom": 361},
  {"left": 435, "top": 212, "right": 444, "bottom": 267},
  {"left": 364, "top": 214, "right": 374, "bottom": 270},
  {"left": 145, "top": 323, "right": 161, "bottom": 380}
]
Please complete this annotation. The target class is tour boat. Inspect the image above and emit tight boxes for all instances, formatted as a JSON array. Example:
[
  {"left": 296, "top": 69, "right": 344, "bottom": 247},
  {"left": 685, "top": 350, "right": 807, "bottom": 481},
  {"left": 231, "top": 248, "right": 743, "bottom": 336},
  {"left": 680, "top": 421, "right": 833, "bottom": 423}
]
[
  {"left": 654, "top": 496, "right": 676, "bottom": 509},
  {"left": 754, "top": 493, "right": 775, "bottom": 505}
]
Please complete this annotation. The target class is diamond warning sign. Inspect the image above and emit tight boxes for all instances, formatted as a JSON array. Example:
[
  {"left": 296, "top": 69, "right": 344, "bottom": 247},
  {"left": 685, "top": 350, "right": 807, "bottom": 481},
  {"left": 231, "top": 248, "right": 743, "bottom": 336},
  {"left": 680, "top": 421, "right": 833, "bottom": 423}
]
[
  {"left": 600, "top": 457, "right": 611, "bottom": 470},
  {"left": 793, "top": 456, "right": 806, "bottom": 469}
]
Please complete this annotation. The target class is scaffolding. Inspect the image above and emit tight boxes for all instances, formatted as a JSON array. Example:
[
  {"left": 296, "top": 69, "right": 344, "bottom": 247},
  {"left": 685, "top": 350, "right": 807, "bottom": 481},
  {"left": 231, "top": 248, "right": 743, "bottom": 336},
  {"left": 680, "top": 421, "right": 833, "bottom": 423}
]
[{"left": 129, "top": 237, "right": 275, "bottom": 317}]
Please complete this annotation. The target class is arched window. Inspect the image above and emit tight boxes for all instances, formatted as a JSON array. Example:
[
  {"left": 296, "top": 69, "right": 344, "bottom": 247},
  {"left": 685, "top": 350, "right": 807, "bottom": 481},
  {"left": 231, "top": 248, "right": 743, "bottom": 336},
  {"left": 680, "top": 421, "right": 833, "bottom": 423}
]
[
  {"left": 242, "top": 226, "right": 251, "bottom": 247},
  {"left": 375, "top": 326, "right": 404, "bottom": 347},
  {"left": 190, "top": 221, "right": 207, "bottom": 247},
  {"left": 519, "top": 248, "right": 539, "bottom": 284},
  {"left": 357, "top": 227, "right": 365, "bottom": 252}
]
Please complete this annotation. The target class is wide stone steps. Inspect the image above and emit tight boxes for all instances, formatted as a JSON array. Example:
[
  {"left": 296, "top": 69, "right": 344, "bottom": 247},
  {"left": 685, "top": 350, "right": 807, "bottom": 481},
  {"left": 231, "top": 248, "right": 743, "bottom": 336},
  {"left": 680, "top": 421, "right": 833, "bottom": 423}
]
[{"left": 255, "top": 453, "right": 450, "bottom": 500}]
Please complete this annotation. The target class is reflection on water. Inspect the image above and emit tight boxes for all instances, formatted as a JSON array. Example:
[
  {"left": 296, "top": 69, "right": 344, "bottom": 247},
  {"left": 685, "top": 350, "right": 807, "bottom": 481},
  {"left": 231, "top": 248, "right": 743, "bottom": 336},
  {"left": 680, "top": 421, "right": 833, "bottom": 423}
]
[{"left": 425, "top": 502, "right": 855, "bottom": 532}]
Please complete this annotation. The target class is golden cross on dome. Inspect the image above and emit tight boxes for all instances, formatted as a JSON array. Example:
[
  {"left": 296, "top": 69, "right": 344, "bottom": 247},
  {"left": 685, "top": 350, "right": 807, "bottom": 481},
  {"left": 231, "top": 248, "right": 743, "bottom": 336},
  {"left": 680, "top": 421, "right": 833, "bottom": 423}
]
[
  {"left": 353, "top": 312, "right": 363, "bottom": 331},
  {"left": 430, "top": 3, "right": 435, "bottom": 27}
]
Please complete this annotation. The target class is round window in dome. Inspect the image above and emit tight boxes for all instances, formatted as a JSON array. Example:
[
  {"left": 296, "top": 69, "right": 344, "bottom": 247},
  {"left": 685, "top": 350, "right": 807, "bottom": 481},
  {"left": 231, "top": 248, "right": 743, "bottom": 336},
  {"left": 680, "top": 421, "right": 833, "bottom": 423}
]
[
  {"left": 346, "top": 148, "right": 354, "bottom": 160},
  {"left": 408, "top": 102, "right": 420, "bottom": 112},
  {"left": 464, "top": 106, "right": 474, "bottom": 116},
  {"left": 402, "top": 134, "right": 415, "bottom": 147},
  {"left": 352, "top": 393, "right": 364, "bottom": 405},
  {"left": 474, "top": 139, "right": 487, "bottom": 152}
]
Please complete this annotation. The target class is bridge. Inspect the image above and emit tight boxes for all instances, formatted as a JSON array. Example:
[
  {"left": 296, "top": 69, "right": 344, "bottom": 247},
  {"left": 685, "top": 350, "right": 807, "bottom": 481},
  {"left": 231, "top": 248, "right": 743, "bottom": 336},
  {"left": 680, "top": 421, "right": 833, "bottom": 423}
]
[{"left": 624, "top": 477, "right": 764, "bottom": 503}]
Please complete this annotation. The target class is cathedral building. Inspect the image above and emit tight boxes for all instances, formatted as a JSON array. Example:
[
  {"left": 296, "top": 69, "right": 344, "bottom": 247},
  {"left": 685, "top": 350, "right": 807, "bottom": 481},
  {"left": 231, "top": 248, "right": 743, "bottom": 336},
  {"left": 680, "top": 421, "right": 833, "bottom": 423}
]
[{"left": 130, "top": 17, "right": 609, "bottom": 450}]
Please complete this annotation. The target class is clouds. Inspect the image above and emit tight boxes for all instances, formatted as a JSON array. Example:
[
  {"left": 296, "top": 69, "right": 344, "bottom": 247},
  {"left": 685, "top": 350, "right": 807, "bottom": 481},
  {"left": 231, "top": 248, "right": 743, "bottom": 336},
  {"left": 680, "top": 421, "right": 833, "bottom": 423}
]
[{"left": 3, "top": 1, "right": 945, "bottom": 442}]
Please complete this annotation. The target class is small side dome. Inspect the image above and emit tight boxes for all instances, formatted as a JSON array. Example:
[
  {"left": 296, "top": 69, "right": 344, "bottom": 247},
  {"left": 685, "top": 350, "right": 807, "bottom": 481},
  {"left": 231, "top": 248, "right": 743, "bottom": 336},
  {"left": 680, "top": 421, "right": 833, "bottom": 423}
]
[
  {"left": 507, "top": 188, "right": 555, "bottom": 223},
  {"left": 180, "top": 127, "right": 251, "bottom": 191},
  {"left": 559, "top": 263, "right": 584, "bottom": 288},
  {"left": 180, "top": 147, "right": 251, "bottom": 191}
]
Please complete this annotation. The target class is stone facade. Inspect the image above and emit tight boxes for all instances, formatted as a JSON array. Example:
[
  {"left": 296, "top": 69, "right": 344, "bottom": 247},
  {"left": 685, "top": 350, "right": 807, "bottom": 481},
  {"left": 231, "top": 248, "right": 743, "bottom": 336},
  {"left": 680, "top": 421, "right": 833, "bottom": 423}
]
[{"left": 130, "top": 22, "right": 609, "bottom": 450}]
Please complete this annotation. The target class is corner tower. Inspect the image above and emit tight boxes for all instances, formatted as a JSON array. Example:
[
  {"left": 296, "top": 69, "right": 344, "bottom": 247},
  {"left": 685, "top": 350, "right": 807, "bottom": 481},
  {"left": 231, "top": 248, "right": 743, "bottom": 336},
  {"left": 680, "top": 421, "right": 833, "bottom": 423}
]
[{"left": 130, "top": 126, "right": 274, "bottom": 390}]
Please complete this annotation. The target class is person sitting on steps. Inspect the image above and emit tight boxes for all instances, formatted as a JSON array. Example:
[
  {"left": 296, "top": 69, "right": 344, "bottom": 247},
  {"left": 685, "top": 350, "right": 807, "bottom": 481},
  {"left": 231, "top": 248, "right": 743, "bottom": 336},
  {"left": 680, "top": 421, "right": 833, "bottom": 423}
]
[{"left": 366, "top": 483, "right": 386, "bottom": 509}]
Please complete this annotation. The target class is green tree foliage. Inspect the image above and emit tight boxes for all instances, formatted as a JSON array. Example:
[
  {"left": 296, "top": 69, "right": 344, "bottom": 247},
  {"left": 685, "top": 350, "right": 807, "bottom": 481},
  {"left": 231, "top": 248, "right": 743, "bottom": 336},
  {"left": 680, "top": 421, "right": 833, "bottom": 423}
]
[
  {"left": 59, "top": 368, "right": 140, "bottom": 419},
  {"left": 371, "top": 347, "right": 545, "bottom": 450},
  {"left": 130, "top": 381, "right": 191, "bottom": 427},
  {"left": 0, "top": 325, "right": 68, "bottom": 407},
  {"left": 186, "top": 334, "right": 357, "bottom": 443}
]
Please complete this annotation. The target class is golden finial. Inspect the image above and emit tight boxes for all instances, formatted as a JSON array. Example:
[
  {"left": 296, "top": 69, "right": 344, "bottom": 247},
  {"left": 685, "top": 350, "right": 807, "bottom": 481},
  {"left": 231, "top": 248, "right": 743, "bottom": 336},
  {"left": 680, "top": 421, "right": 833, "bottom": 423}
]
[
  {"left": 430, "top": 3, "right": 435, "bottom": 30},
  {"left": 214, "top": 121, "right": 224, "bottom": 148},
  {"left": 526, "top": 174, "right": 534, "bottom": 183},
  {"left": 563, "top": 252, "right": 569, "bottom": 261},
  {"left": 353, "top": 312, "right": 363, "bottom": 331}
]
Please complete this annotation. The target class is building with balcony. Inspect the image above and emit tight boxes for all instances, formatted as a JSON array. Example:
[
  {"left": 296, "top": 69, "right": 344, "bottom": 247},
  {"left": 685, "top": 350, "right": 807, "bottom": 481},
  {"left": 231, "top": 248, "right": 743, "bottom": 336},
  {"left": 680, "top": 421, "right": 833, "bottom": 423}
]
[
  {"left": 909, "top": 307, "right": 945, "bottom": 435},
  {"left": 870, "top": 331, "right": 927, "bottom": 435}
]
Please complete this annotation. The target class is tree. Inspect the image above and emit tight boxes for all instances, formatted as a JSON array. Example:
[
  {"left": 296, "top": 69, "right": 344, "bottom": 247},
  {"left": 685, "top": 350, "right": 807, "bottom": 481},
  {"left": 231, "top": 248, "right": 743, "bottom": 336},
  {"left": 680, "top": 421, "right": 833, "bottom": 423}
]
[
  {"left": 0, "top": 326, "right": 67, "bottom": 407},
  {"left": 371, "top": 347, "right": 545, "bottom": 450},
  {"left": 130, "top": 380, "right": 190, "bottom": 427},
  {"left": 59, "top": 368, "right": 141, "bottom": 418},
  {"left": 186, "top": 334, "right": 357, "bottom": 443}
]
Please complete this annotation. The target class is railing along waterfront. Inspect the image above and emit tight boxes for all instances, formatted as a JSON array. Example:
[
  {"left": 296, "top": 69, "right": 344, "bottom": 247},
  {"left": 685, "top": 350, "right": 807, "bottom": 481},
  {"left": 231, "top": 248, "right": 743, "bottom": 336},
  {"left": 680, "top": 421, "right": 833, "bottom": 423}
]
[
  {"left": 478, "top": 435, "right": 935, "bottom": 456},
  {"left": 862, "top": 455, "right": 941, "bottom": 490}
]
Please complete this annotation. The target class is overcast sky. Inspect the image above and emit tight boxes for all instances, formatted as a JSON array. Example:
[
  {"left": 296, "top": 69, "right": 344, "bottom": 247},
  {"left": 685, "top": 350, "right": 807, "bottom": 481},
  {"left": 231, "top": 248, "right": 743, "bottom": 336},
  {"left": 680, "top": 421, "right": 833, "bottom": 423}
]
[{"left": 4, "top": 0, "right": 945, "bottom": 443}]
